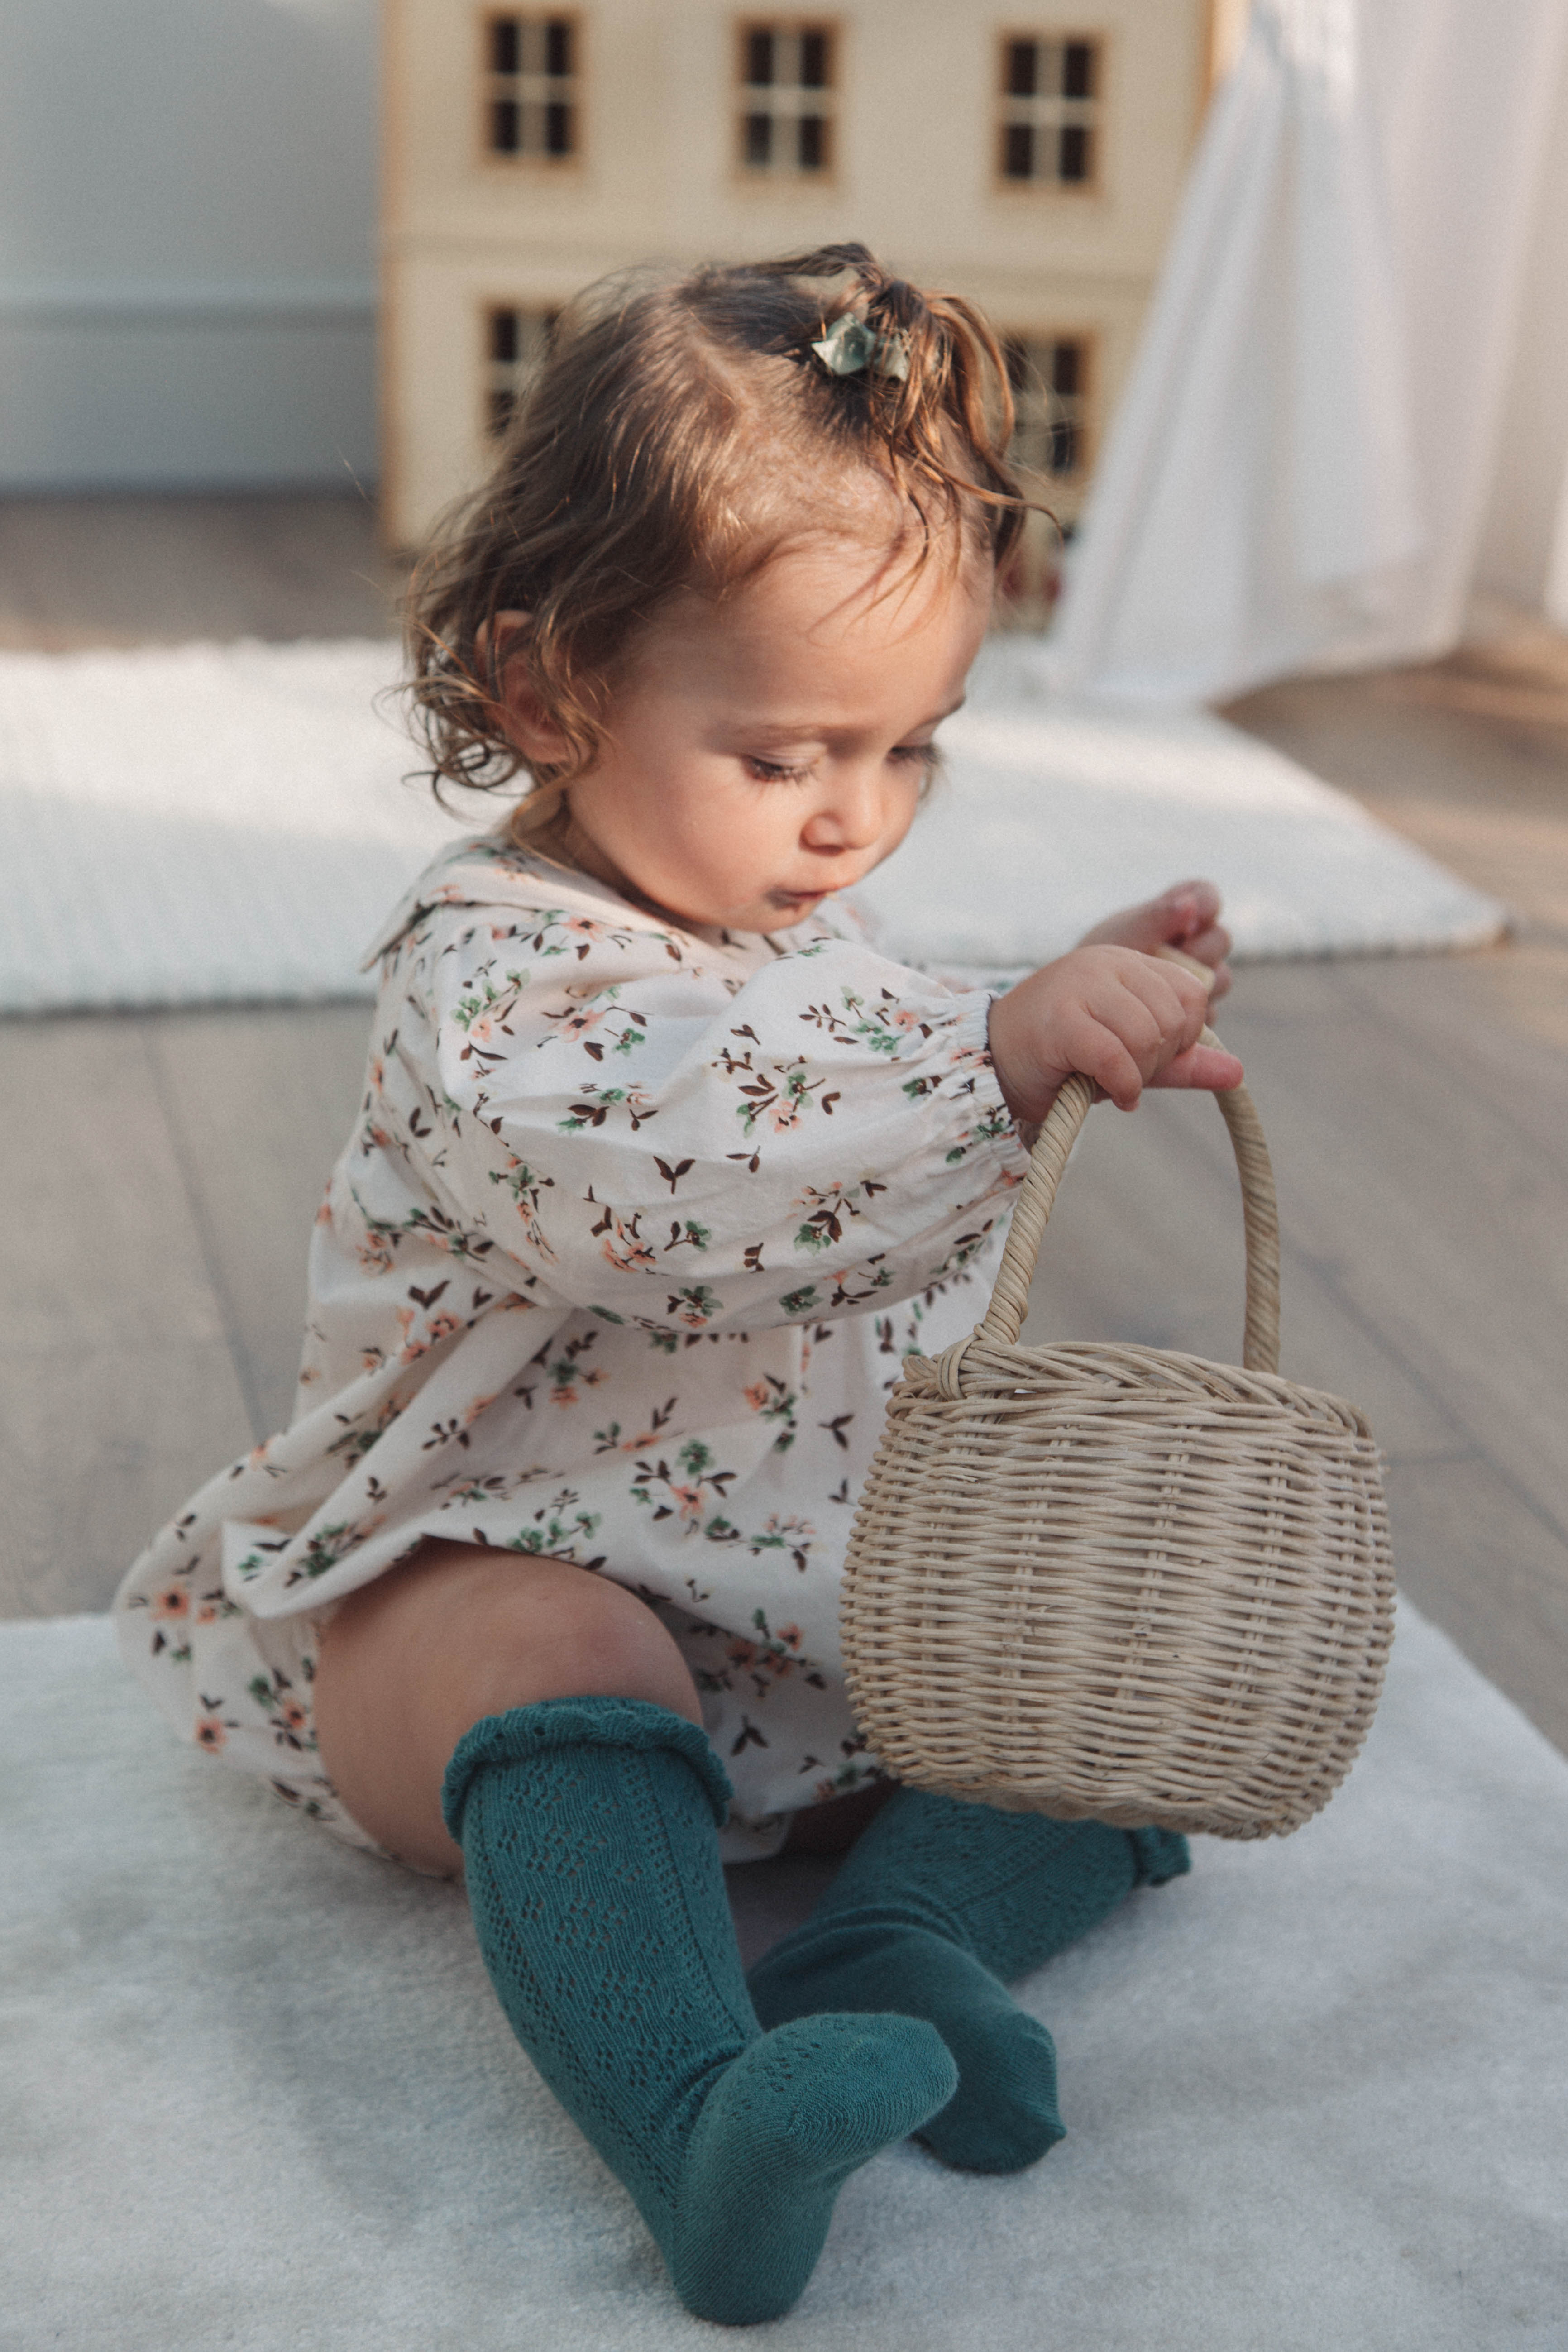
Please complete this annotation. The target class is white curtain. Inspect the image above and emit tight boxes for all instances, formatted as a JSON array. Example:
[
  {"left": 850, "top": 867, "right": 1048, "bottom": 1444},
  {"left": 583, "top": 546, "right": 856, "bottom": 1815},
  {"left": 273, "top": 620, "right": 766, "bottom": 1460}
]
[{"left": 1040, "top": 0, "right": 1568, "bottom": 704}]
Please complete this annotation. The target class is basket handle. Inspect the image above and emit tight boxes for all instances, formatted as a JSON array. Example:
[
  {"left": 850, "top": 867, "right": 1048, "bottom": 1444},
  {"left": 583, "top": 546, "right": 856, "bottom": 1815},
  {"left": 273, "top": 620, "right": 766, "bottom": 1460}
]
[{"left": 977, "top": 977, "right": 1281, "bottom": 1375}]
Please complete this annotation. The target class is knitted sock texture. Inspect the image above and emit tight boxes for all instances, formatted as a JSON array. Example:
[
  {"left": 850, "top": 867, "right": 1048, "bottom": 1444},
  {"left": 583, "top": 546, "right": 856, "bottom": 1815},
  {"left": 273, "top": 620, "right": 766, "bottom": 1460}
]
[
  {"left": 748, "top": 1791, "right": 1191, "bottom": 2174},
  {"left": 442, "top": 1699, "right": 956, "bottom": 2325}
]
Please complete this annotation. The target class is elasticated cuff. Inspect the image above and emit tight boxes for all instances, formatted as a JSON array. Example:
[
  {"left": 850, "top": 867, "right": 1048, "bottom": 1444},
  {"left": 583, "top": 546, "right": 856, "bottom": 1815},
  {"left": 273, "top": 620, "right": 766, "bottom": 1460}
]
[{"left": 441, "top": 1695, "right": 733, "bottom": 1841}]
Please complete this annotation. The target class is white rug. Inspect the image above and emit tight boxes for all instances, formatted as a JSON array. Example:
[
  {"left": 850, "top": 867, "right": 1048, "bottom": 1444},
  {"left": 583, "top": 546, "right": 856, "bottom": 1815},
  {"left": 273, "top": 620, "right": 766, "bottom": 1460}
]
[
  {"left": 0, "top": 639, "right": 1505, "bottom": 1014},
  {"left": 3, "top": 1606, "right": 1564, "bottom": 2350}
]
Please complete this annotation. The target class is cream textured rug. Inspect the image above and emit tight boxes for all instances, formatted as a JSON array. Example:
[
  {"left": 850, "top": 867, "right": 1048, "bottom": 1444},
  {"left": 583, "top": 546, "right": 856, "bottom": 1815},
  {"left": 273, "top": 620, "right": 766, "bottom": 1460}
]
[
  {"left": 0, "top": 639, "right": 1505, "bottom": 1014},
  {"left": 3, "top": 1604, "right": 1564, "bottom": 2350}
]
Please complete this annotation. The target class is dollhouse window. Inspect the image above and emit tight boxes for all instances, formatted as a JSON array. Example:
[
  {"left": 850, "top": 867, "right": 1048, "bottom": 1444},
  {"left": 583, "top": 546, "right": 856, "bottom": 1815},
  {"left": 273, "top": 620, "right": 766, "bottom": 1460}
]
[
  {"left": 485, "top": 14, "right": 578, "bottom": 160},
  {"left": 737, "top": 21, "right": 837, "bottom": 175},
  {"left": 997, "top": 35, "right": 1100, "bottom": 187},
  {"left": 1005, "top": 335, "right": 1090, "bottom": 478},
  {"left": 484, "top": 305, "right": 559, "bottom": 438}
]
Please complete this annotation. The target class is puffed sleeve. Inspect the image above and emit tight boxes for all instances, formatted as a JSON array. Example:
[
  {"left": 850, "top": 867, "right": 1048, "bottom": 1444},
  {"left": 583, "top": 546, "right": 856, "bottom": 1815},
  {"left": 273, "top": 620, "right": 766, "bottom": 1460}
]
[{"left": 365, "top": 892, "right": 1029, "bottom": 1336}]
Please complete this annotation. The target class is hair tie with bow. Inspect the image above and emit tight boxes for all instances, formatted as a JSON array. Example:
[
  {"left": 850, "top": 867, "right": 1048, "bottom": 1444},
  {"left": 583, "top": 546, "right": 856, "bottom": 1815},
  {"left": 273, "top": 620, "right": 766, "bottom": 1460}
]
[{"left": 810, "top": 313, "right": 910, "bottom": 381}]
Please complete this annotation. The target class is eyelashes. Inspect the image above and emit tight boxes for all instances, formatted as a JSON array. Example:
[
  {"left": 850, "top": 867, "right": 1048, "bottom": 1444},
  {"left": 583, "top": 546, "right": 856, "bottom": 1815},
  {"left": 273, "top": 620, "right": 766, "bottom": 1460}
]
[
  {"left": 742, "top": 742, "right": 941, "bottom": 787},
  {"left": 742, "top": 755, "right": 815, "bottom": 784}
]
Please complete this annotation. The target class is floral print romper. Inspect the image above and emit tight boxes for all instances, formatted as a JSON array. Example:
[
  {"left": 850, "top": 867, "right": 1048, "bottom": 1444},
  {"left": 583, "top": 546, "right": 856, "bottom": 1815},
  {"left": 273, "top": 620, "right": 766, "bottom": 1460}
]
[{"left": 114, "top": 836, "right": 1030, "bottom": 1861}]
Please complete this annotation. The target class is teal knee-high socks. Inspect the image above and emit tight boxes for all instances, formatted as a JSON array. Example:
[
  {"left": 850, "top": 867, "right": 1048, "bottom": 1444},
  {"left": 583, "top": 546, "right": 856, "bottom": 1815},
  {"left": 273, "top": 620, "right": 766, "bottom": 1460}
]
[
  {"left": 747, "top": 1790, "right": 1190, "bottom": 2175},
  {"left": 441, "top": 1699, "right": 956, "bottom": 2327}
]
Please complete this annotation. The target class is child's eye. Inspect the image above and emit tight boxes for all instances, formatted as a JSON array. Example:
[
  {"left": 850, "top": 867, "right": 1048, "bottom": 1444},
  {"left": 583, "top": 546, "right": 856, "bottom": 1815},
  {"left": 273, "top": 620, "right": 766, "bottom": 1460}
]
[
  {"left": 891, "top": 741, "right": 942, "bottom": 773},
  {"left": 743, "top": 755, "right": 816, "bottom": 784}
]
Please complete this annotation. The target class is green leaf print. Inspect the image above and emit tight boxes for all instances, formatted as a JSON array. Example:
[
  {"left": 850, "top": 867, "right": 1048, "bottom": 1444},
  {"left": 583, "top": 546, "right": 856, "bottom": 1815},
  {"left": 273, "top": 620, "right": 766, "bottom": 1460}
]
[
  {"left": 505, "top": 1487, "right": 602, "bottom": 1559},
  {"left": 666, "top": 1282, "right": 722, "bottom": 1328},
  {"left": 742, "top": 1373, "right": 798, "bottom": 1448},
  {"left": 295, "top": 1522, "right": 364, "bottom": 1580}
]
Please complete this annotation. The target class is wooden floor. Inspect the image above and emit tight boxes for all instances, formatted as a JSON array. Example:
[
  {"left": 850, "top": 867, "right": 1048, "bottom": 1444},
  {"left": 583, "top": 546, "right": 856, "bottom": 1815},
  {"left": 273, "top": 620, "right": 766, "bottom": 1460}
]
[{"left": 3, "top": 495, "right": 1566, "bottom": 1758}]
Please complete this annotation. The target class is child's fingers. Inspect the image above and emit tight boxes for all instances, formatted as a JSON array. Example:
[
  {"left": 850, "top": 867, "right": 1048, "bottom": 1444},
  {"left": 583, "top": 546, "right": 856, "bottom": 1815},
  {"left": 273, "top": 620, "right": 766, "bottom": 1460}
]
[
  {"left": 1185, "top": 925, "right": 1233, "bottom": 1002},
  {"left": 1152, "top": 930, "right": 1232, "bottom": 1004},
  {"left": 1157, "top": 879, "right": 1222, "bottom": 940},
  {"left": 1067, "top": 970, "right": 1204, "bottom": 1109},
  {"left": 1069, "top": 1023, "right": 1149, "bottom": 1112},
  {"left": 1074, "top": 878, "right": 1225, "bottom": 958},
  {"left": 990, "top": 945, "right": 1224, "bottom": 1123},
  {"left": 1183, "top": 920, "right": 1232, "bottom": 970},
  {"left": 1150, "top": 1042, "right": 1246, "bottom": 1092},
  {"left": 1042, "top": 990, "right": 1159, "bottom": 1110},
  {"left": 1116, "top": 956, "right": 1212, "bottom": 1061}
]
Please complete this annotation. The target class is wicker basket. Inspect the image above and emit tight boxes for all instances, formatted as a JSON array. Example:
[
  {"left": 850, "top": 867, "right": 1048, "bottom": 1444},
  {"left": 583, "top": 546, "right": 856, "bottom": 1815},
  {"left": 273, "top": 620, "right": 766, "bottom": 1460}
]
[{"left": 841, "top": 1033, "right": 1394, "bottom": 1839}]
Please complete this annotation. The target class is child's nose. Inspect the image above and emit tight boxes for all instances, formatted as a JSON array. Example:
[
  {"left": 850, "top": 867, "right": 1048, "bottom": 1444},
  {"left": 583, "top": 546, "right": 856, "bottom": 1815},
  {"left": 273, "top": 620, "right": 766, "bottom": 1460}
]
[{"left": 801, "top": 772, "right": 887, "bottom": 854}]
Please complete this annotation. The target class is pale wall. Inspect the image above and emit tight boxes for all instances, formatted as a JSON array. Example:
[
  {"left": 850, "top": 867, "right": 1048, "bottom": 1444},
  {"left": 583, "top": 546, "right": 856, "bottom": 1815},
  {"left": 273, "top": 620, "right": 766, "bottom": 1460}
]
[
  {"left": 0, "top": 0, "right": 379, "bottom": 488},
  {"left": 383, "top": 0, "right": 1210, "bottom": 542}
]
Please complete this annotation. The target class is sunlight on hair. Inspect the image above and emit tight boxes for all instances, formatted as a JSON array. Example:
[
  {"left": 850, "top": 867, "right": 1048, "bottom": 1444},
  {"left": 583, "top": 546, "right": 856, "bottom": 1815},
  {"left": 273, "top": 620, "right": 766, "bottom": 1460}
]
[{"left": 403, "top": 244, "right": 1049, "bottom": 838}]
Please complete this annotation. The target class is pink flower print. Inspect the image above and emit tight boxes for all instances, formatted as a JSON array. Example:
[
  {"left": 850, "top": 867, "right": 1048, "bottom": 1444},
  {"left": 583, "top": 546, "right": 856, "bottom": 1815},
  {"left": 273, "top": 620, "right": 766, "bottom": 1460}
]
[
  {"left": 742, "top": 1380, "right": 770, "bottom": 1414},
  {"left": 394, "top": 1303, "right": 461, "bottom": 1365},
  {"left": 279, "top": 1696, "right": 309, "bottom": 1734},
  {"left": 463, "top": 1391, "right": 498, "bottom": 1427},
  {"left": 150, "top": 1583, "right": 189, "bottom": 1621},
  {"left": 195, "top": 1716, "right": 226, "bottom": 1754},
  {"left": 670, "top": 1483, "right": 707, "bottom": 1529},
  {"left": 195, "top": 1601, "right": 218, "bottom": 1626},
  {"left": 557, "top": 1002, "right": 609, "bottom": 1042},
  {"left": 602, "top": 1218, "right": 656, "bottom": 1276},
  {"left": 356, "top": 1233, "right": 396, "bottom": 1276}
]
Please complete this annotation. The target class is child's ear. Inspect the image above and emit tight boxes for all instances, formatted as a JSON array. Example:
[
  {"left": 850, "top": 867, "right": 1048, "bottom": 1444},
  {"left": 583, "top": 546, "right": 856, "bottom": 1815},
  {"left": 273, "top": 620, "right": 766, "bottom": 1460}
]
[{"left": 481, "top": 608, "right": 574, "bottom": 766}]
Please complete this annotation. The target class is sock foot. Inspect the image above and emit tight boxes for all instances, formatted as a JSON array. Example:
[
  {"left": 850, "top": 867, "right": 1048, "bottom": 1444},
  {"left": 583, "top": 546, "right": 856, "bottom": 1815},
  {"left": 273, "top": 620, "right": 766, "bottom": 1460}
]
[
  {"left": 750, "top": 1925, "right": 1063, "bottom": 2175},
  {"left": 1129, "top": 1826, "right": 1192, "bottom": 1886},
  {"left": 669, "top": 2013, "right": 957, "bottom": 2324}
]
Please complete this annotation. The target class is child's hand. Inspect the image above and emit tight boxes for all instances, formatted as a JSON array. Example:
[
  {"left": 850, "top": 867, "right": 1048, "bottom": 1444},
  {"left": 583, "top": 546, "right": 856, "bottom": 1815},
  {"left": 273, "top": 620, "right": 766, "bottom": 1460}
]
[
  {"left": 1075, "top": 879, "right": 1233, "bottom": 1003},
  {"left": 987, "top": 946, "right": 1244, "bottom": 1126}
]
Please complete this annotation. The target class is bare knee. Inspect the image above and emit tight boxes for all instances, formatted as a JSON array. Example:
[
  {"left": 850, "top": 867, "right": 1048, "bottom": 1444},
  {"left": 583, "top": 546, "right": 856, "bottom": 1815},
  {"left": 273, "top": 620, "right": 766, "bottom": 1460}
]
[
  {"left": 451, "top": 1552, "right": 703, "bottom": 1732},
  {"left": 314, "top": 1543, "right": 703, "bottom": 1874}
]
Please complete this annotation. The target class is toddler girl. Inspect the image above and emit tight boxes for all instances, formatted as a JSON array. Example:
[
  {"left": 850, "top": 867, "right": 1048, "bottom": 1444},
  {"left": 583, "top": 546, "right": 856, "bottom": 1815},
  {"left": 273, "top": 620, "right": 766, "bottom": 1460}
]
[{"left": 116, "top": 244, "right": 1239, "bottom": 2325}]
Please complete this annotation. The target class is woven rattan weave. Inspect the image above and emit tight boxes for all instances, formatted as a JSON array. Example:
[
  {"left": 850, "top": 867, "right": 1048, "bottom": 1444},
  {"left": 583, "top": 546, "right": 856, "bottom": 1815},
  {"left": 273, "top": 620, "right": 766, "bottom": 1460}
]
[{"left": 841, "top": 1029, "right": 1394, "bottom": 1840}]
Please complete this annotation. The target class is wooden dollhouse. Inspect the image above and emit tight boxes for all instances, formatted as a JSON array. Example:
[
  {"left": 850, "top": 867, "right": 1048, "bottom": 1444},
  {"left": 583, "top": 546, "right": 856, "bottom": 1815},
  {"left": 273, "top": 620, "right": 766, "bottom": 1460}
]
[{"left": 380, "top": 0, "right": 1243, "bottom": 605}]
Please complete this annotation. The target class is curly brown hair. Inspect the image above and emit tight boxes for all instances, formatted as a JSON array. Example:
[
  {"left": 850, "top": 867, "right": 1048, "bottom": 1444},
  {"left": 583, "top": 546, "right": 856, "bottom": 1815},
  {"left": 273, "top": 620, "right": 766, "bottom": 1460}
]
[{"left": 405, "top": 243, "right": 1033, "bottom": 841}]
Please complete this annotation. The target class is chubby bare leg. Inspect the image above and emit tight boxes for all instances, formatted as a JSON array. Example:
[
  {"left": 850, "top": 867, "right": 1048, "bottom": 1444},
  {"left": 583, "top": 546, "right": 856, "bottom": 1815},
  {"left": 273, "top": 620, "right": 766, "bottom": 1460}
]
[
  {"left": 313, "top": 1539, "right": 884, "bottom": 1872},
  {"left": 313, "top": 1539, "right": 703, "bottom": 1874},
  {"left": 313, "top": 1539, "right": 956, "bottom": 2325}
]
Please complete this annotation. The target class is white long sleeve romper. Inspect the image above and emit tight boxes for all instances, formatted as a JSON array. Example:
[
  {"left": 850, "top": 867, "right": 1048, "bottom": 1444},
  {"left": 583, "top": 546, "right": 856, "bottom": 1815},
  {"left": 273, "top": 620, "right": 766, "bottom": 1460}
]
[{"left": 114, "top": 835, "right": 1030, "bottom": 1860}]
